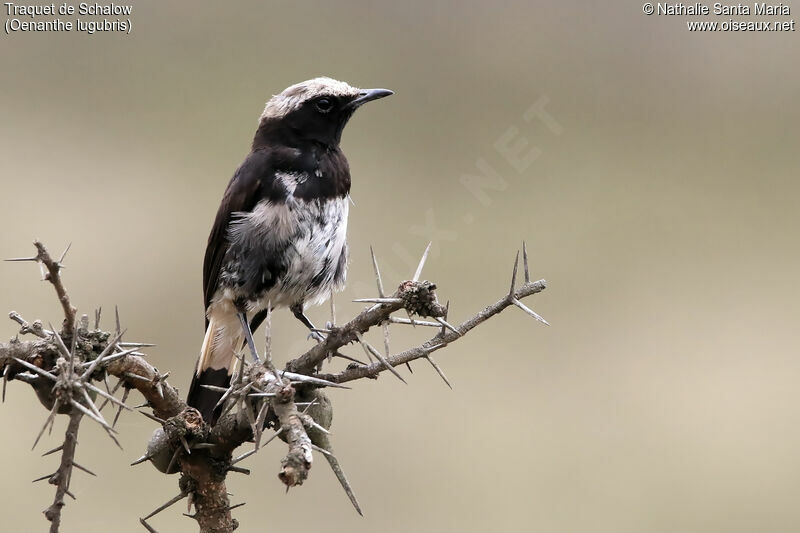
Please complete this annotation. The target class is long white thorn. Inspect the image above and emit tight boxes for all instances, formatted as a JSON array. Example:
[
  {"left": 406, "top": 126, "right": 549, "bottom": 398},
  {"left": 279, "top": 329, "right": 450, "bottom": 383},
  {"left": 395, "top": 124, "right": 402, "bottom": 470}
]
[
  {"left": 264, "top": 302, "right": 273, "bottom": 366},
  {"left": 85, "top": 382, "right": 132, "bottom": 412},
  {"left": 58, "top": 242, "right": 72, "bottom": 264},
  {"left": 69, "top": 324, "right": 78, "bottom": 376},
  {"left": 49, "top": 326, "right": 71, "bottom": 359},
  {"left": 254, "top": 401, "right": 270, "bottom": 449},
  {"left": 413, "top": 242, "right": 432, "bottom": 282},
  {"left": 370, "top": 245, "right": 386, "bottom": 297},
  {"left": 328, "top": 292, "right": 336, "bottom": 328},
  {"left": 118, "top": 342, "right": 156, "bottom": 348},
  {"left": 304, "top": 417, "right": 331, "bottom": 435},
  {"left": 425, "top": 342, "right": 447, "bottom": 354},
  {"left": 97, "top": 378, "right": 123, "bottom": 411},
  {"left": 12, "top": 372, "right": 39, "bottom": 383},
  {"left": 434, "top": 317, "right": 461, "bottom": 336},
  {"left": 382, "top": 323, "right": 391, "bottom": 358},
  {"left": 354, "top": 331, "right": 406, "bottom": 384},
  {"left": 234, "top": 428, "right": 284, "bottom": 463},
  {"left": 213, "top": 384, "right": 237, "bottom": 411},
  {"left": 80, "top": 387, "right": 110, "bottom": 426},
  {"left": 70, "top": 399, "right": 113, "bottom": 433},
  {"left": 323, "top": 449, "right": 363, "bottom": 516},
  {"left": 130, "top": 453, "right": 154, "bottom": 466},
  {"left": 232, "top": 448, "right": 258, "bottom": 465},
  {"left": 138, "top": 409, "right": 165, "bottom": 425},
  {"left": 112, "top": 387, "right": 131, "bottom": 428},
  {"left": 260, "top": 427, "right": 284, "bottom": 448},
  {"left": 199, "top": 384, "right": 229, "bottom": 392},
  {"left": 509, "top": 251, "right": 520, "bottom": 296},
  {"left": 310, "top": 443, "right": 333, "bottom": 456},
  {"left": 425, "top": 356, "right": 452, "bottom": 389},
  {"left": 280, "top": 371, "right": 350, "bottom": 389},
  {"left": 388, "top": 316, "right": 440, "bottom": 327},
  {"left": 352, "top": 297, "right": 403, "bottom": 304},
  {"left": 512, "top": 298, "right": 550, "bottom": 325},
  {"left": 142, "top": 492, "right": 188, "bottom": 521},
  {"left": 522, "top": 241, "right": 531, "bottom": 283},
  {"left": 12, "top": 357, "right": 57, "bottom": 381},
  {"left": 72, "top": 462, "right": 96, "bottom": 477},
  {"left": 32, "top": 399, "right": 61, "bottom": 450},
  {"left": 41, "top": 444, "right": 64, "bottom": 457}
]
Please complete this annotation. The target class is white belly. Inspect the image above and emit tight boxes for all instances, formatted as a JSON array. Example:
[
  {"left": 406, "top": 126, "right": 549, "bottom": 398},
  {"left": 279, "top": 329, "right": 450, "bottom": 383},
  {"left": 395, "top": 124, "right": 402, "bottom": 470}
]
[
  {"left": 210, "top": 195, "right": 349, "bottom": 322},
  {"left": 254, "top": 195, "right": 349, "bottom": 310}
]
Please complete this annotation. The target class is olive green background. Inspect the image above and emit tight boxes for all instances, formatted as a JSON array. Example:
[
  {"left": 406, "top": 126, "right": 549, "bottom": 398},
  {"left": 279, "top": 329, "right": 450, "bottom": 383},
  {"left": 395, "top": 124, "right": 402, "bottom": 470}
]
[{"left": 1, "top": 1, "right": 799, "bottom": 532}]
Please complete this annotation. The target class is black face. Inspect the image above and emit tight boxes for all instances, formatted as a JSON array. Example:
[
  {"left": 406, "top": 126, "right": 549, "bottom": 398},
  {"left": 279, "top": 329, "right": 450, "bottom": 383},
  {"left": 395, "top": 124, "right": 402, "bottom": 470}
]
[
  {"left": 283, "top": 94, "right": 357, "bottom": 147},
  {"left": 255, "top": 87, "right": 392, "bottom": 150}
]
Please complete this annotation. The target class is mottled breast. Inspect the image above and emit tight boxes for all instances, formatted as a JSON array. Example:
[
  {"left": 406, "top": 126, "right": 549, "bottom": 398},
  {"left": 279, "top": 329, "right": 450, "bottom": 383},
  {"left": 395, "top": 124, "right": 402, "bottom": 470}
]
[{"left": 218, "top": 170, "right": 349, "bottom": 310}]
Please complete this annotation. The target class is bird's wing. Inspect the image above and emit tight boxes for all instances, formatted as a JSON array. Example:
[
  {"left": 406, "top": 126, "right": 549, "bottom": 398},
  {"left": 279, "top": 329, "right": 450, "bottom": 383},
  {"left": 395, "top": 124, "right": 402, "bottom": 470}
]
[{"left": 203, "top": 150, "right": 278, "bottom": 317}]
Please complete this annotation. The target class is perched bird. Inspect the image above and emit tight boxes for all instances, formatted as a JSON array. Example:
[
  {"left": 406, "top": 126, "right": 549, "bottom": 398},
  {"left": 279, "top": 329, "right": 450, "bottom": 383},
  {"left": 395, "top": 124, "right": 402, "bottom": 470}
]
[{"left": 186, "top": 77, "right": 392, "bottom": 422}]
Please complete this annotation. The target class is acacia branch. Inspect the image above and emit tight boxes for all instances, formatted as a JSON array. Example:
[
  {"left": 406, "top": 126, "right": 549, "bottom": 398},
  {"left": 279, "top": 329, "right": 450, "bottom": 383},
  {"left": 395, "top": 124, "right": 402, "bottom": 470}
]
[
  {"left": 1, "top": 240, "right": 549, "bottom": 532},
  {"left": 105, "top": 354, "right": 184, "bottom": 420}
]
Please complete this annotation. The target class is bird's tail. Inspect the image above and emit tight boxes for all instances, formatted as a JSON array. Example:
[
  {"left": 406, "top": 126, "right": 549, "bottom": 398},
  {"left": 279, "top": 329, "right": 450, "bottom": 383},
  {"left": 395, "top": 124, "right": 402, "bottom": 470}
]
[{"left": 186, "top": 315, "right": 242, "bottom": 423}]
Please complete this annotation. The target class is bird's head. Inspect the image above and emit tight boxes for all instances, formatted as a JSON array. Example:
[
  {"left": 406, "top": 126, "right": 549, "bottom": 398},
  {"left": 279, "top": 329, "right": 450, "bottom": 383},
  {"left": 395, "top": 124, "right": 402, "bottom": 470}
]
[{"left": 256, "top": 77, "right": 393, "bottom": 148}]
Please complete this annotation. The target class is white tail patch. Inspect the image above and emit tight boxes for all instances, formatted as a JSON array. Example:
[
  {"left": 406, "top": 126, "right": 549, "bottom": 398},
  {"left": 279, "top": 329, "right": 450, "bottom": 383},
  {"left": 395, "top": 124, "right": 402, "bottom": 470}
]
[{"left": 196, "top": 314, "right": 244, "bottom": 376}]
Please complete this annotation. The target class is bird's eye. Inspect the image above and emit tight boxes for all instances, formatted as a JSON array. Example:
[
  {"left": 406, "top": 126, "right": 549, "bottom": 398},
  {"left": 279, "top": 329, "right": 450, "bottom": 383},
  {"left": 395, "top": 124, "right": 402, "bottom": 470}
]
[{"left": 315, "top": 98, "right": 334, "bottom": 113}]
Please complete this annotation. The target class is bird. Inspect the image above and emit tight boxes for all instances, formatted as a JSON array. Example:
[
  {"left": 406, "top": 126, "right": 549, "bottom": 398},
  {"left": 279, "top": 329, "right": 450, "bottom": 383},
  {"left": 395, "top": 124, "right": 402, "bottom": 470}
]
[{"left": 186, "top": 77, "right": 392, "bottom": 423}]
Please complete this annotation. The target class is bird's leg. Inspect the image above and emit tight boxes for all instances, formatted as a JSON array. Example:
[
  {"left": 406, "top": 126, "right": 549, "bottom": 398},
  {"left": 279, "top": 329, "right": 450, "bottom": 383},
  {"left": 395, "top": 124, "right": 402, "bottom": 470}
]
[
  {"left": 290, "top": 303, "right": 325, "bottom": 343},
  {"left": 237, "top": 311, "right": 261, "bottom": 363}
]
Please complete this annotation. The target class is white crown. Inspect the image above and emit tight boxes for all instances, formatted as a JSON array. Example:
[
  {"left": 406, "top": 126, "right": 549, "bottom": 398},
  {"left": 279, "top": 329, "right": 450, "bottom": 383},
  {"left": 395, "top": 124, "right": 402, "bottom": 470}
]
[{"left": 259, "top": 77, "right": 361, "bottom": 122}]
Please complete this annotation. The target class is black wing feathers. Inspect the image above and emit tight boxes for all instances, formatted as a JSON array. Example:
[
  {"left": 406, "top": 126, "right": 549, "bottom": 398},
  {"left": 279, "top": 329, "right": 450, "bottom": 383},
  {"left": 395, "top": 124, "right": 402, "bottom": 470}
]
[{"left": 203, "top": 150, "right": 278, "bottom": 315}]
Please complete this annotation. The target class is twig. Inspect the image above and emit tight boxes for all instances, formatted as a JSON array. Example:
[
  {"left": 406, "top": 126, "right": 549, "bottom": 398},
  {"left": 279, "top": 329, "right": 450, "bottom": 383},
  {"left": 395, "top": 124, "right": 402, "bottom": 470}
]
[
  {"left": 43, "top": 410, "right": 82, "bottom": 533},
  {"left": 33, "top": 241, "right": 76, "bottom": 335},
  {"left": 316, "top": 279, "right": 547, "bottom": 384}
]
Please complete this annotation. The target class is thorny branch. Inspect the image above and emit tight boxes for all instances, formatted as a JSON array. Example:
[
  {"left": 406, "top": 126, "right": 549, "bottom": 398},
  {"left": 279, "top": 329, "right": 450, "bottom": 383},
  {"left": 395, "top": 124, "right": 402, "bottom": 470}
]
[
  {"left": 5, "top": 242, "right": 77, "bottom": 335},
  {"left": 44, "top": 411, "right": 82, "bottom": 533},
  {"left": 316, "top": 278, "right": 547, "bottom": 384},
  {"left": 0, "top": 240, "right": 547, "bottom": 532}
]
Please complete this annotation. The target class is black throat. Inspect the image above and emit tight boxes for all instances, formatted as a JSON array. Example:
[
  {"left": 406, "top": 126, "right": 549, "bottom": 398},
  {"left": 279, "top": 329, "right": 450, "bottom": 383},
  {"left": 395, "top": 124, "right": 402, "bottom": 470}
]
[{"left": 252, "top": 120, "right": 351, "bottom": 201}]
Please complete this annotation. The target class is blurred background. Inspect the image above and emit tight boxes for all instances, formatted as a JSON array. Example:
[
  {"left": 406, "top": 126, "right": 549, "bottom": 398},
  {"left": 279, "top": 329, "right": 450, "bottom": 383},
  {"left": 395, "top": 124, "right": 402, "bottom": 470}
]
[{"left": 2, "top": 1, "right": 799, "bottom": 532}]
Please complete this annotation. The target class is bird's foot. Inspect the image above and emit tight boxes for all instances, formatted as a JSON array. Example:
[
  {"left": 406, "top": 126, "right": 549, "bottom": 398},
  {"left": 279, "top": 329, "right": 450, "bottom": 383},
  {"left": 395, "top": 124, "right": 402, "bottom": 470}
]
[{"left": 307, "top": 330, "right": 326, "bottom": 343}]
